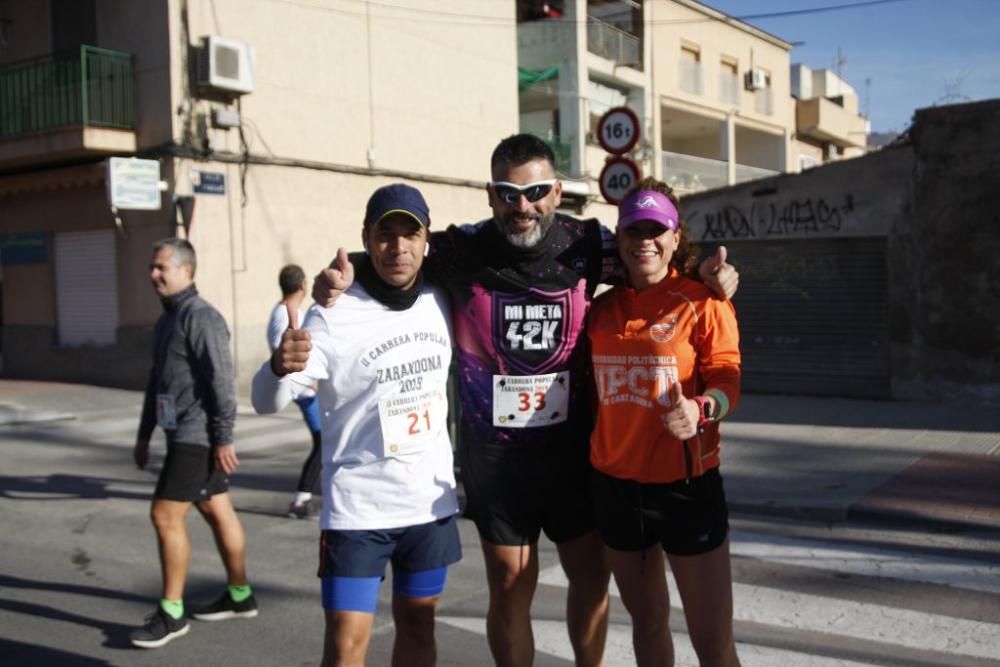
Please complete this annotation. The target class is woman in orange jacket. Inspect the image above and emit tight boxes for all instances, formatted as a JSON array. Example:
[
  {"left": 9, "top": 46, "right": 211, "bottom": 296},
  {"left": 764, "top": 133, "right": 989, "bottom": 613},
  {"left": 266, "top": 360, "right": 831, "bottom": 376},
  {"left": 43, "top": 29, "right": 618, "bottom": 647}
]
[{"left": 588, "top": 177, "right": 742, "bottom": 667}]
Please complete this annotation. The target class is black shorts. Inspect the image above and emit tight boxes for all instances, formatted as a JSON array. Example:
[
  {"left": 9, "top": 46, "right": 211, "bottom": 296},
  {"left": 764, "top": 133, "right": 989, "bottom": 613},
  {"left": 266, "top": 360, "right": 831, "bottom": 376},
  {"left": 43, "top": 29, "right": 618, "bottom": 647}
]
[
  {"left": 460, "top": 439, "right": 595, "bottom": 546},
  {"left": 154, "top": 441, "right": 229, "bottom": 502},
  {"left": 591, "top": 467, "right": 729, "bottom": 556}
]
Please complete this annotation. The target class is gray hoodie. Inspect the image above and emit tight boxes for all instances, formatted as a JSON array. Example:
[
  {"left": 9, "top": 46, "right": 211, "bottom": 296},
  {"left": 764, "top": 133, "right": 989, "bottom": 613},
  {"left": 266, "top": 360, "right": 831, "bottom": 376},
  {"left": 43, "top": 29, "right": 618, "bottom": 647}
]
[{"left": 137, "top": 285, "right": 236, "bottom": 448}]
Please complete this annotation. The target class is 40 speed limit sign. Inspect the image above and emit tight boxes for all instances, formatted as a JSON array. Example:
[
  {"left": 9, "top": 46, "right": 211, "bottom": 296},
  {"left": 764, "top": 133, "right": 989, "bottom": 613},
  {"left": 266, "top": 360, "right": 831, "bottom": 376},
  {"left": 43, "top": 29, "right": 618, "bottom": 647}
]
[
  {"left": 598, "top": 156, "right": 641, "bottom": 205},
  {"left": 596, "top": 106, "right": 640, "bottom": 155}
]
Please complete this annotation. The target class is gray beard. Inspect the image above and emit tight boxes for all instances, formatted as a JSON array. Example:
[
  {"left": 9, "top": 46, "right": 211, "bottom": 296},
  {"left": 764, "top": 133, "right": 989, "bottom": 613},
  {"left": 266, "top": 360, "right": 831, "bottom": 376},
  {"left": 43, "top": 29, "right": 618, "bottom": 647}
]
[{"left": 496, "top": 213, "right": 554, "bottom": 248}]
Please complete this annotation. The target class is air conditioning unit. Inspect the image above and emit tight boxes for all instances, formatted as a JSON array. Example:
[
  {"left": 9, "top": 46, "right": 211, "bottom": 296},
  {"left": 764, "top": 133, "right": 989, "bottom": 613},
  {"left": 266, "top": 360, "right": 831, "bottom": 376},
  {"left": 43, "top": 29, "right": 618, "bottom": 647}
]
[
  {"left": 744, "top": 68, "right": 767, "bottom": 91},
  {"left": 197, "top": 35, "right": 255, "bottom": 95}
]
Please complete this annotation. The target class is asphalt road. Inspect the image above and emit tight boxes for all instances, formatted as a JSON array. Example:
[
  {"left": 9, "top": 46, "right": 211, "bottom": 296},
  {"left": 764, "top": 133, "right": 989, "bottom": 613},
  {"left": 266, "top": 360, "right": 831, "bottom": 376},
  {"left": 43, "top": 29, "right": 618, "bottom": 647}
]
[{"left": 1, "top": 382, "right": 998, "bottom": 666}]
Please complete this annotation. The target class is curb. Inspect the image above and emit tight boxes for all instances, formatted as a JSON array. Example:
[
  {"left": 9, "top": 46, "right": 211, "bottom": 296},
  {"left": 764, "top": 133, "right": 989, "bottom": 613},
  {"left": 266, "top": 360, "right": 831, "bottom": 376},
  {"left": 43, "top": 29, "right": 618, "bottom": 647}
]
[
  {"left": 0, "top": 407, "right": 76, "bottom": 426},
  {"left": 729, "top": 500, "right": 1000, "bottom": 539}
]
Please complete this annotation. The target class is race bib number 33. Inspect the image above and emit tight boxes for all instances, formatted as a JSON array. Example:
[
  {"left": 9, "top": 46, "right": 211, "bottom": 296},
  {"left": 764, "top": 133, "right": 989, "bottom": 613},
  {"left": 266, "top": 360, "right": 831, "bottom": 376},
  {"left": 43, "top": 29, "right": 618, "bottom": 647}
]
[
  {"left": 492, "top": 372, "right": 569, "bottom": 428},
  {"left": 377, "top": 388, "right": 447, "bottom": 458}
]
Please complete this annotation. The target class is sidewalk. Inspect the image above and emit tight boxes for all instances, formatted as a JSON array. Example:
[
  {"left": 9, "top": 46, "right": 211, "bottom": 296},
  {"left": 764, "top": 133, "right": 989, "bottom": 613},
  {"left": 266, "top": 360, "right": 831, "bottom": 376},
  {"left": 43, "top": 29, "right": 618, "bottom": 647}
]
[
  {"left": 722, "top": 394, "right": 1000, "bottom": 532},
  {"left": 2, "top": 379, "right": 998, "bottom": 534}
]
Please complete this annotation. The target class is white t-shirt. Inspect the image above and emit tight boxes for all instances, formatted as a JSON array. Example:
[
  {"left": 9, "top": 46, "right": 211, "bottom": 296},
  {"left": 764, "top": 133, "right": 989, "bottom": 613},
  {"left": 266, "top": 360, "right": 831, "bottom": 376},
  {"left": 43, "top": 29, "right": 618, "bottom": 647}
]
[{"left": 252, "top": 283, "right": 459, "bottom": 530}]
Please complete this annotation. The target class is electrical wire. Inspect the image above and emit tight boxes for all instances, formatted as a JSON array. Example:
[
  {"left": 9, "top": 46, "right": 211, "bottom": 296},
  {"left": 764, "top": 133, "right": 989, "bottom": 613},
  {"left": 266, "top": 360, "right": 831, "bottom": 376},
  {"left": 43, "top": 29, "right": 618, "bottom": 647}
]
[{"left": 259, "top": 0, "right": 914, "bottom": 27}]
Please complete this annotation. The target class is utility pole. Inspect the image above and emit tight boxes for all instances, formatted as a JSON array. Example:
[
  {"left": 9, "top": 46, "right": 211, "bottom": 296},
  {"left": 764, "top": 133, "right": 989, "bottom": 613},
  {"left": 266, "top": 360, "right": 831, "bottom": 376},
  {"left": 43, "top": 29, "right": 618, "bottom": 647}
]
[{"left": 864, "top": 77, "right": 871, "bottom": 119}]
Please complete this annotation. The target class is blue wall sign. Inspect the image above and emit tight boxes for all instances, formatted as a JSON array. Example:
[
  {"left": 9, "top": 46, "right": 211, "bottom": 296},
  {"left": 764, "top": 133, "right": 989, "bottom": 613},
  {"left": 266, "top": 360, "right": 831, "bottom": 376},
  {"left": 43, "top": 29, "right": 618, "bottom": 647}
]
[
  {"left": 192, "top": 170, "right": 226, "bottom": 195},
  {"left": 0, "top": 233, "right": 49, "bottom": 265}
]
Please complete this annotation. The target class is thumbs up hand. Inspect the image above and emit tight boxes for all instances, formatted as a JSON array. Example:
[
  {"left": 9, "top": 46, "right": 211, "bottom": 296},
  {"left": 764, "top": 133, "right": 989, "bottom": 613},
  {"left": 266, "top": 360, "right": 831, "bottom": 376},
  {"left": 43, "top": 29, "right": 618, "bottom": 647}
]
[
  {"left": 698, "top": 245, "right": 739, "bottom": 300},
  {"left": 664, "top": 382, "right": 699, "bottom": 440},
  {"left": 270, "top": 302, "right": 311, "bottom": 376},
  {"left": 313, "top": 247, "right": 355, "bottom": 307}
]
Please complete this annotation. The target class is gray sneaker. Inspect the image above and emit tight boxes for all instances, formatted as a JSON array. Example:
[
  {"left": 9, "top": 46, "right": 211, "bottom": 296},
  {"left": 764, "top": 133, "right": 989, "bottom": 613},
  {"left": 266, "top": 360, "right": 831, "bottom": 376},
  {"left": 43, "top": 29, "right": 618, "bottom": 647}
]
[
  {"left": 130, "top": 607, "right": 190, "bottom": 648},
  {"left": 191, "top": 591, "right": 259, "bottom": 621}
]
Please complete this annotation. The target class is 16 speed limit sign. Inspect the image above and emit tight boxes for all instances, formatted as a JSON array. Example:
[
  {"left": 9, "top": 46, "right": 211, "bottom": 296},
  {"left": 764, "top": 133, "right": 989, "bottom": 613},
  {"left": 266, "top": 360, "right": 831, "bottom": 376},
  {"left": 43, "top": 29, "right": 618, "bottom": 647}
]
[
  {"left": 596, "top": 106, "right": 640, "bottom": 155},
  {"left": 599, "top": 156, "right": 641, "bottom": 205}
]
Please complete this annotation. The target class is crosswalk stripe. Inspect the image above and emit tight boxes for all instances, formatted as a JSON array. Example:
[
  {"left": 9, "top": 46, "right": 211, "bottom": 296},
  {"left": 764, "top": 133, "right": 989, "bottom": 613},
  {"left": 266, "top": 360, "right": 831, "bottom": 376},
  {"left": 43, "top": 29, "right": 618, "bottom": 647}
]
[
  {"left": 537, "top": 563, "right": 1000, "bottom": 661},
  {"left": 730, "top": 529, "right": 1000, "bottom": 594},
  {"left": 437, "top": 617, "right": 880, "bottom": 667}
]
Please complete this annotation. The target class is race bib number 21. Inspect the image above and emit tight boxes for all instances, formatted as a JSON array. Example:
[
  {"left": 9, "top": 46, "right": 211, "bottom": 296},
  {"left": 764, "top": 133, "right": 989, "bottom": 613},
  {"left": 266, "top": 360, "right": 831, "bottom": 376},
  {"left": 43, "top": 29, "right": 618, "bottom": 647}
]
[{"left": 377, "top": 388, "right": 447, "bottom": 458}]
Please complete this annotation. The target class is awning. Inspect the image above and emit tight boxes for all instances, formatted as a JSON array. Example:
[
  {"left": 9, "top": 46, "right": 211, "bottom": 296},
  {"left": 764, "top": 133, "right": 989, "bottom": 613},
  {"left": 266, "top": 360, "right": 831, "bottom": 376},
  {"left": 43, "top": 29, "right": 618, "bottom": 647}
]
[{"left": 518, "top": 66, "right": 560, "bottom": 93}]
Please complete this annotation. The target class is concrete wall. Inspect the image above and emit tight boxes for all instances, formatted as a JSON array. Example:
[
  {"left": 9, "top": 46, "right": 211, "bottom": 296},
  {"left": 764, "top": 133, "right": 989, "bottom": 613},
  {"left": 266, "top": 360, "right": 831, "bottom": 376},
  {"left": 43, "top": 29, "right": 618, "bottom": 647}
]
[
  {"left": 0, "top": 0, "right": 53, "bottom": 63},
  {"left": 894, "top": 100, "right": 1000, "bottom": 403},
  {"left": 177, "top": 0, "right": 515, "bottom": 181},
  {"left": 681, "top": 99, "right": 1000, "bottom": 404}
]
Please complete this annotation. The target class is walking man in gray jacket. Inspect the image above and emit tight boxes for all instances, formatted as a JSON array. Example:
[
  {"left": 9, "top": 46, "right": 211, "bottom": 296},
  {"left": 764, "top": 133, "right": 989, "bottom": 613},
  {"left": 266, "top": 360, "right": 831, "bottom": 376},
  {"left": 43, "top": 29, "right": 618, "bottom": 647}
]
[{"left": 130, "top": 238, "right": 257, "bottom": 648}]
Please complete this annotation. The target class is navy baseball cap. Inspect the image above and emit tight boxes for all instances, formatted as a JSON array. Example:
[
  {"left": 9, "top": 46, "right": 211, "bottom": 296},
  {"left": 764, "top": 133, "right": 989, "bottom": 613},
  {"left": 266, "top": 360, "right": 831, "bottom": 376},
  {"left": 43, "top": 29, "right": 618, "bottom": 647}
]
[{"left": 364, "top": 183, "right": 430, "bottom": 229}]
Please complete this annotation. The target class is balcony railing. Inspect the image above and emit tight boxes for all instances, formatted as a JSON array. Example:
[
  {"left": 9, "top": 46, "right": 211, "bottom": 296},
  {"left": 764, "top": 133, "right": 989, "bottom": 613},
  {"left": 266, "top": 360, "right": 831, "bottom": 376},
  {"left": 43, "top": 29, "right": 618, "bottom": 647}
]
[
  {"left": 754, "top": 86, "right": 774, "bottom": 115},
  {"left": 718, "top": 71, "right": 740, "bottom": 106},
  {"left": 587, "top": 16, "right": 641, "bottom": 69},
  {"left": 663, "top": 151, "right": 727, "bottom": 192},
  {"left": 662, "top": 151, "right": 779, "bottom": 193},
  {"left": 0, "top": 45, "right": 134, "bottom": 140},
  {"left": 679, "top": 60, "right": 703, "bottom": 95}
]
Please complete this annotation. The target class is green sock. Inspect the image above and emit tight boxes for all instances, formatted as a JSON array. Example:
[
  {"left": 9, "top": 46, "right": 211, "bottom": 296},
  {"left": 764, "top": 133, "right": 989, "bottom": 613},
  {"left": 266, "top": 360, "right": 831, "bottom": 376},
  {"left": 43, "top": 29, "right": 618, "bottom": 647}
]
[
  {"left": 228, "top": 584, "right": 252, "bottom": 602},
  {"left": 160, "top": 598, "right": 184, "bottom": 620}
]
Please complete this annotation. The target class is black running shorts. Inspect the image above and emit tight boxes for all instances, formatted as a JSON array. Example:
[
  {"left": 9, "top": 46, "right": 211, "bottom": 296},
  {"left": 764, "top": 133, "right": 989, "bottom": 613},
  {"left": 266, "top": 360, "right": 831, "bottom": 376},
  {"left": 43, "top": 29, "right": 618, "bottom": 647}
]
[
  {"left": 460, "top": 439, "right": 596, "bottom": 546},
  {"left": 591, "top": 467, "right": 729, "bottom": 556},
  {"left": 154, "top": 441, "right": 229, "bottom": 502}
]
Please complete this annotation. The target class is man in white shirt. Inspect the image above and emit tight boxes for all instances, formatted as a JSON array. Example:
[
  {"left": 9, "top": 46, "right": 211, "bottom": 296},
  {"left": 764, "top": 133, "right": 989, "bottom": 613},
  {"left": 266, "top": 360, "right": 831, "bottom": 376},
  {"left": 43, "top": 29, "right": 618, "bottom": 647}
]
[
  {"left": 266, "top": 264, "right": 323, "bottom": 518},
  {"left": 252, "top": 184, "right": 460, "bottom": 667}
]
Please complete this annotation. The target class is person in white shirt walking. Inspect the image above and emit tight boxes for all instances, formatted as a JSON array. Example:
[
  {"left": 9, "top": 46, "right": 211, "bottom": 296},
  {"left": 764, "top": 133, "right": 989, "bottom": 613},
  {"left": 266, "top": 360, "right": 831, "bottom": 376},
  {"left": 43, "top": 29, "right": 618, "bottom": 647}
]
[{"left": 266, "top": 264, "right": 323, "bottom": 518}]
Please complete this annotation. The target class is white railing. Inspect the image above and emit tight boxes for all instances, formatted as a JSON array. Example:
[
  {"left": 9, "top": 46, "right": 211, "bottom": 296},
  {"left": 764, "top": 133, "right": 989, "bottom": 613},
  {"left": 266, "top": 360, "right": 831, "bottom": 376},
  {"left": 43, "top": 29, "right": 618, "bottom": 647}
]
[
  {"left": 662, "top": 151, "right": 727, "bottom": 192},
  {"left": 662, "top": 151, "right": 779, "bottom": 193},
  {"left": 679, "top": 59, "right": 703, "bottom": 95},
  {"left": 718, "top": 71, "right": 740, "bottom": 106},
  {"left": 754, "top": 87, "right": 774, "bottom": 115},
  {"left": 586, "top": 16, "right": 641, "bottom": 68}
]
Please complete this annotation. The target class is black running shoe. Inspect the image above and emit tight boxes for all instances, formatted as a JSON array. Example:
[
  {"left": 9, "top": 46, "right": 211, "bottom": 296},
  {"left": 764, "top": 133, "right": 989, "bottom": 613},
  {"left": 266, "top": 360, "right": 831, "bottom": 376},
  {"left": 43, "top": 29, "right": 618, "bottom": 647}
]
[
  {"left": 191, "top": 591, "right": 259, "bottom": 621},
  {"left": 129, "top": 607, "right": 190, "bottom": 648},
  {"left": 287, "top": 501, "right": 310, "bottom": 519}
]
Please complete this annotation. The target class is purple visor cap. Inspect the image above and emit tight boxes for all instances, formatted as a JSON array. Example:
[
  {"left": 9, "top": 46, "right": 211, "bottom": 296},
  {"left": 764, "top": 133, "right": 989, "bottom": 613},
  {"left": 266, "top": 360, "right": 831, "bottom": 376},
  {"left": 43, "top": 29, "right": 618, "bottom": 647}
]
[{"left": 617, "top": 190, "right": 679, "bottom": 231}]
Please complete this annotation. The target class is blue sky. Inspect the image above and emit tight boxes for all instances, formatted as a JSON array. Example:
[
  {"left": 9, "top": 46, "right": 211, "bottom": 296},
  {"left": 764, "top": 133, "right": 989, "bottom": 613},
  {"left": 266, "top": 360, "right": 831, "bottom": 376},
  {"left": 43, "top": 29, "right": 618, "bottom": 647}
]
[{"left": 704, "top": 0, "right": 1000, "bottom": 133}]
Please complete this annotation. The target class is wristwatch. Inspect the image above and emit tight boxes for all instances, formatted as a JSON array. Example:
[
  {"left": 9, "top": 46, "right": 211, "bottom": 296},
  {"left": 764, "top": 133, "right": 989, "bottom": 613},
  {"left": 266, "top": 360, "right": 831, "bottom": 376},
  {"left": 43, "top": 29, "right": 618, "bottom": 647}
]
[{"left": 692, "top": 395, "right": 713, "bottom": 427}]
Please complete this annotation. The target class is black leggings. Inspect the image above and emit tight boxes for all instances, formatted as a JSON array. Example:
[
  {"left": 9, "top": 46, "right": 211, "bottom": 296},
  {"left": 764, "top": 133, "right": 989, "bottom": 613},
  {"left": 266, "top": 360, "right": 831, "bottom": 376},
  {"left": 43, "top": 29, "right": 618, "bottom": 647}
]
[{"left": 296, "top": 429, "right": 322, "bottom": 494}]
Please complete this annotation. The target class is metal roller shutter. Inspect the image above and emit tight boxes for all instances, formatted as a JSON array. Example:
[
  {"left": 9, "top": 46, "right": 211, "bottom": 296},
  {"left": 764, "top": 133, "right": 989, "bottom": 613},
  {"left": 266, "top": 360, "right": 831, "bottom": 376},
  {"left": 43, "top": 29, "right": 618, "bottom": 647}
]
[
  {"left": 727, "top": 237, "right": 890, "bottom": 398},
  {"left": 54, "top": 229, "right": 119, "bottom": 346}
]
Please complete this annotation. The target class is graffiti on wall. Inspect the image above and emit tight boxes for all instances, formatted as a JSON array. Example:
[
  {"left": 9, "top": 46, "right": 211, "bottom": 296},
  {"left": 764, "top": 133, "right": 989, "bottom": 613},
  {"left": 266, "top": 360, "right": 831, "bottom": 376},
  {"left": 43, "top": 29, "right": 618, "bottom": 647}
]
[{"left": 690, "top": 194, "right": 855, "bottom": 241}]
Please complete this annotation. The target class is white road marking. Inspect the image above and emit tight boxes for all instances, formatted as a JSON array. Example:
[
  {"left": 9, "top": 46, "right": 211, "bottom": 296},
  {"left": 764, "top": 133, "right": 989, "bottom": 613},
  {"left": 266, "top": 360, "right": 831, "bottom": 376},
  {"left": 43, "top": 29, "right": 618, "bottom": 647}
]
[
  {"left": 437, "top": 616, "right": 881, "bottom": 667},
  {"left": 730, "top": 529, "right": 1000, "bottom": 595},
  {"left": 537, "top": 558, "right": 1000, "bottom": 661}
]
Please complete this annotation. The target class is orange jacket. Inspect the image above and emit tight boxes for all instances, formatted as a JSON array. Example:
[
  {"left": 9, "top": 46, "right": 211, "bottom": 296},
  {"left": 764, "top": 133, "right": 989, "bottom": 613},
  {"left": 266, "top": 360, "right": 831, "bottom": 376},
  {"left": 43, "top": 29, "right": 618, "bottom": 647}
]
[{"left": 587, "top": 269, "right": 740, "bottom": 484}]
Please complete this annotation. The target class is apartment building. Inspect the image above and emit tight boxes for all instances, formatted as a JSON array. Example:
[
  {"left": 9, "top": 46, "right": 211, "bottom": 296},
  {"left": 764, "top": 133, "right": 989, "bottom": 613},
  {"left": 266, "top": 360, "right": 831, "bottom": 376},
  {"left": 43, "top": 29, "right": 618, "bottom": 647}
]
[
  {"left": 792, "top": 63, "right": 871, "bottom": 169},
  {"left": 517, "top": 0, "right": 868, "bottom": 216},
  {"left": 0, "top": 0, "right": 517, "bottom": 390}
]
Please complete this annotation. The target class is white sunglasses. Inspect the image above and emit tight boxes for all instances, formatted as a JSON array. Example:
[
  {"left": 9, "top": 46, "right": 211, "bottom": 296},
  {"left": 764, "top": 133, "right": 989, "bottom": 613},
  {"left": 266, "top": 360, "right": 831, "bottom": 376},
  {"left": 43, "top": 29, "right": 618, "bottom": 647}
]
[{"left": 490, "top": 179, "right": 558, "bottom": 204}]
